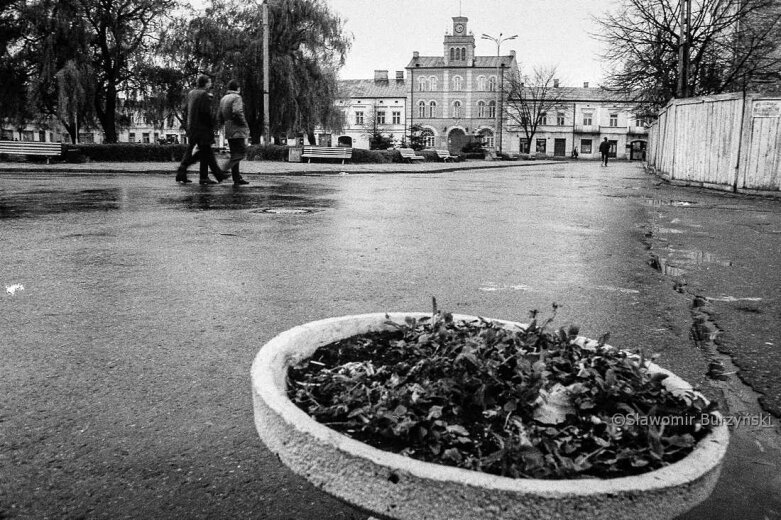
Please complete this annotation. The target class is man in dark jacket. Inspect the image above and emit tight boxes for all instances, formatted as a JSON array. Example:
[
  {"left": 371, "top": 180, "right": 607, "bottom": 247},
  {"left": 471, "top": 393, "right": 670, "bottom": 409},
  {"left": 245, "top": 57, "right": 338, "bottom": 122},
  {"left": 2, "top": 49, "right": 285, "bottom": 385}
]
[
  {"left": 175, "top": 74, "right": 226, "bottom": 185},
  {"left": 218, "top": 79, "right": 250, "bottom": 185},
  {"left": 599, "top": 137, "right": 610, "bottom": 167}
]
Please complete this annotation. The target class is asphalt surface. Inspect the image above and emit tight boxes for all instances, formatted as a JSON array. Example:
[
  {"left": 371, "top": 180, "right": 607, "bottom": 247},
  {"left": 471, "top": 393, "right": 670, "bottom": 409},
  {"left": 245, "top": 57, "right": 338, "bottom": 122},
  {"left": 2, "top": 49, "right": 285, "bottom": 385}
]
[{"left": 1, "top": 160, "right": 779, "bottom": 519}]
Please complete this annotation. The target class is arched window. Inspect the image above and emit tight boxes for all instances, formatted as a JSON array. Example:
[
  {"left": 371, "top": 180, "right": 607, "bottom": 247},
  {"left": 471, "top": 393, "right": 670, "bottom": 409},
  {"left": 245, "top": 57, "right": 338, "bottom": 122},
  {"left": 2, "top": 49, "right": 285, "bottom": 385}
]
[
  {"left": 477, "top": 101, "right": 486, "bottom": 118},
  {"left": 419, "top": 77, "right": 428, "bottom": 91},
  {"left": 418, "top": 100, "right": 426, "bottom": 118},
  {"left": 452, "top": 75, "right": 463, "bottom": 91},
  {"left": 421, "top": 129, "right": 435, "bottom": 148},
  {"left": 460, "top": 47, "right": 466, "bottom": 60},
  {"left": 488, "top": 100, "right": 496, "bottom": 118},
  {"left": 452, "top": 100, "right": 462, "bottom": 118},
  {"left": 479, "top": 128, "right": 494, "bottom": 148},
  {"left": 429, "top": 101, "right": 437, "bottom": 118},
  {"left": 488, "top": 76, "right": 497, "bottom": 91},
  {"left": 450, "top": 48, "right": 455, "bottom": 61},
  {"left": 429, "top": 76, "right": 438, "bottom": 91},
  {"left": 476, "top": 76, "right": 486, "bottom": 91}
]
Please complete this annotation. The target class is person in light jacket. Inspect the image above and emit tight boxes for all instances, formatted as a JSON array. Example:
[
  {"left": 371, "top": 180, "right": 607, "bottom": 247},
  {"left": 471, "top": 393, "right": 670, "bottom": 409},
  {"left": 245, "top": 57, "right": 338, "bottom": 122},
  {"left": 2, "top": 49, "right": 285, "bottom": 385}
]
[{"left": 217, "top": 79, "right": 250, "bottom": 185}]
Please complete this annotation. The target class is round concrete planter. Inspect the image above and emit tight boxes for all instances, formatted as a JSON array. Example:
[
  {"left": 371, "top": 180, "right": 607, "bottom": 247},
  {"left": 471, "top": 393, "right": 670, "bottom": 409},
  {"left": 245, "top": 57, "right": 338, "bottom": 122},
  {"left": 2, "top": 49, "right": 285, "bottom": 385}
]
[{"left": 251, "top": 313, "right": 729, "bottom": 520}]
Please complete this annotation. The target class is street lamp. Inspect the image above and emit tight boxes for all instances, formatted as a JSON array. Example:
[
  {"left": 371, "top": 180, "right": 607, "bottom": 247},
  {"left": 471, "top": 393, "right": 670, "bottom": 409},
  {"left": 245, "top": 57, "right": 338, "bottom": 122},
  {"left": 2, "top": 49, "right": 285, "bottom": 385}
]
[
  {"left": 260, "top": 0, "right": 271, "bottom": 144},
  {"left": 481, "top": 32, "right": 517, "bottom": 153}
]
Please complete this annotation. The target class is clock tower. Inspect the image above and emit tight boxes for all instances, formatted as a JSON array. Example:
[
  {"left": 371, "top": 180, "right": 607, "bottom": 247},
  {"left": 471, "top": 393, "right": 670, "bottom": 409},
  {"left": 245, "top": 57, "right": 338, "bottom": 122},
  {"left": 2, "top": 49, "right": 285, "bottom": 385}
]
[{"left": 444, "top": 16, "right": 475, "bottom": 65}]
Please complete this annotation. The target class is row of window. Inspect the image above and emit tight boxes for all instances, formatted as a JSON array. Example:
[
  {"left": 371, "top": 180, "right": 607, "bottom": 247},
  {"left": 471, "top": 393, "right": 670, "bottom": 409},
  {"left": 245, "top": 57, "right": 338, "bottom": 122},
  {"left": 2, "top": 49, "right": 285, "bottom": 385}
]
[
  {"left": 414, "top": 100, "right": 497, "bottom": 119},
  {"left": 418, "top": 75, "right": 498, "bottom": 92},
  {"left": 529, "top": 113, "right": 648, "bottom": 127},
  {"left": 517, "top": 138, "right": 613, "bottom": 155},
  {"left": 354, "top": 111, "right": 402, "bottom": 125}
]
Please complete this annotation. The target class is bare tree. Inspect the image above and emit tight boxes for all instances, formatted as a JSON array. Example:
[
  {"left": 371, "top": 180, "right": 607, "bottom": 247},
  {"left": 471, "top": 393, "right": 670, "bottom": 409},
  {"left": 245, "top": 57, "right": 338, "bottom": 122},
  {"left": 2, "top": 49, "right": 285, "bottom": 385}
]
[
  {"left": 595, "top": 0, "right": 781, "bottom": 106},
  {"left": 503, "top": 66, "right": 569, "bottom": 154}
]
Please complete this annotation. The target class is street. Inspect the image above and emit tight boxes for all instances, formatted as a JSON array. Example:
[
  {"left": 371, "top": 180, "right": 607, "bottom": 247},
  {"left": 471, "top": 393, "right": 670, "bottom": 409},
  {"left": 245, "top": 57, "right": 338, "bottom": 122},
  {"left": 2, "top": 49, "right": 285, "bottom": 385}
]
[{"left": 1, "top": 160, "right": 779, "bottom": 519}]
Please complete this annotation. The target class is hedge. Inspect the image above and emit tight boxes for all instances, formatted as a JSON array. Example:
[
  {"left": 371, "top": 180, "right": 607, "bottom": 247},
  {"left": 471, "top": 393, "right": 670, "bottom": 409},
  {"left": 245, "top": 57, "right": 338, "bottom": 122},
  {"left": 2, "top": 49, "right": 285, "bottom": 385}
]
[{"left": 12, "top": 143, "right": 468, "bottom": 164}]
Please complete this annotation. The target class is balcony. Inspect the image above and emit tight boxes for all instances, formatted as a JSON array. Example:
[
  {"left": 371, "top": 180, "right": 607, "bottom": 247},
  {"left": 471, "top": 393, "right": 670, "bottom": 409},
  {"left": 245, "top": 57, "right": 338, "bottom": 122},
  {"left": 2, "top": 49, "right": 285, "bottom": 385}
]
[
  {"left": 573, "top": 125, "right": 600, "bottom": 134},
  {"left": 628, "top": 126, "right": 649, "bottom": 135}
]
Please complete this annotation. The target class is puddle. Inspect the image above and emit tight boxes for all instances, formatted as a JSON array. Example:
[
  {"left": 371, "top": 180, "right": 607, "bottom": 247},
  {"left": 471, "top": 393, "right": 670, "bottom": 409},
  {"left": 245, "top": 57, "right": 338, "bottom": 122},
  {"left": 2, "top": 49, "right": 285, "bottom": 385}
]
[
  {"left": 649, "top": 254, "right": 687, "bottom": 277},
  {"left": 0, "top": 188, "right": 121, "bottom": 218},
  {"left": 161, "top": 185, "right": 335, "bottom": 212},
  {"left": 479, "top": 283, "right": 534, "bottom": 292},
  {"left": 668, "top": 248, "right": 733, "bottom": 267},
  {"left": 251, "top": 208, "right": 320, "bottom": 214},
  {"left": 644, "top": 199, "right": 699, "bottom": 207}
]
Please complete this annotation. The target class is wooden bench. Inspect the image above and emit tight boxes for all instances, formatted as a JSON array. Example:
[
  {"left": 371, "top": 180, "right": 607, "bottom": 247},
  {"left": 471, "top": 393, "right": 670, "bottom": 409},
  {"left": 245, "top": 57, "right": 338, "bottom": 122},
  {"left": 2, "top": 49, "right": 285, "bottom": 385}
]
[
  {"left": 0, "top": 141, "right": 64, "bottom": 163},
  {"left": 301, "top": 146, "right": 353, "bottom": 164},
  {"left": 398, "top": 148, "right": 424, "bottom": 162},
  {"left": 435, "top": 149, "right": 456, "bottom": 162}
]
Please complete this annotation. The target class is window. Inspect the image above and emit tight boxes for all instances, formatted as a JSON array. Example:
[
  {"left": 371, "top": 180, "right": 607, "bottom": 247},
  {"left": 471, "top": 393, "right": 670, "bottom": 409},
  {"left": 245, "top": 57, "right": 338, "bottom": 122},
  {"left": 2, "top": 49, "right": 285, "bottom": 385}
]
[
  {"left": 536, "top": 138, "right": 547, "bottom": 153},
  {"left": 128, "top": 132, "right": 136, "bottom": 143},
  {"left": 460, "top": 47, "right": 466, "bottom": 60},
  {"left": 480, "top": 129, "right": 494, "bottom": 148},
  {"left": 452, "top": 75, "right": 463, "bottom": 91},
  {"left": 21, "top": 131, "right": 33, "bottom": 141},
  {"left": 38, "top": 131, "right": 46, "bottom": 142},
  {"left": 519, "top": 138, "right": 530, "bottom": 154},
  {"left": 429, "top": 76, "right": 438, "bottom": 91},
  {"left": 580, "top": 139, "right": 592, "bottom": 154},
  {"left": 557, "top": 112, "right": 565, "bottom": 126},
  {"left": 488, "top": 100, "right": 496, "bottom": 119},
  {"left": 355, "top": 111, "right": 364, "bottom": 125},
  {"left": 488, "top": 76, "right": 497, "bottom": 91},
  {"left": 428, "top": 101, "right": 437, "bottom": 118},
  {"left": 609, "top": 113, "right": 618, "bottom": 127},
  {"left": 377, "top": 111, "right": 386, "bottom": 125},
  {"left": 418, "top": 100, "right": 426, "bottom": 118},
  {"left": 421, "top": 129, "right": 435, "bottom": 148},
  {"left": 79, "top": 133, "right": 95, "bottom": 144},
  {"left": 477, "top": 76, "right": 486, "bottom": 91},
  {"left": 419, "top": 77, "right": 428, "bottom": 91},
  {"left": 154, "top": 132, "right": 159, "bottom": 143},
  {"left": 142, "top": 133, "right": 150, "bottom": 143},
  {"left": 452, "top": 100, "right": 462, "bottom": 118},
  {"left": 450, "top": 48, "right": 455, "bottom": 61},
  {"left": 392, "top": 111, "right": 401, "bottom": 125},
  {"left": 540, "top": 113, "right": 548, "bottom": 126},
  {"left": 583, "top": 113, "right": 593, "bottom": 126},
  {"left": 477, "top": 101, "right": 486, "bottom": 118}
]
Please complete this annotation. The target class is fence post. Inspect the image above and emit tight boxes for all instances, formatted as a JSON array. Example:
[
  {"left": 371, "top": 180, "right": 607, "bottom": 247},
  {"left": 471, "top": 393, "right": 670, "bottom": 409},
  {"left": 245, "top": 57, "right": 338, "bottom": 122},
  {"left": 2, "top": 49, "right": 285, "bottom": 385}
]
[{"left": 734, "top": 92, "right": 753, "bottom": 192}]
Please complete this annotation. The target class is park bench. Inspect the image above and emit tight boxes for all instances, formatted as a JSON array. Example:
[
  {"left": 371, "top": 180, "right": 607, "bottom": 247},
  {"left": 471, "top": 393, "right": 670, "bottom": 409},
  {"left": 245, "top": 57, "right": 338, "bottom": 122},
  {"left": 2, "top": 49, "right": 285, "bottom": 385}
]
[
  {"left": 435, "top": 149, "right": 456, "bottom": 162},
  {"left": 301, "top": 145, "right": 353, "bottom": 164},
  {"left": 0, "top": 141, "right": 64, "bottom": 163},
  {"left": 398, "top": 148, "right": 425, "bottom": 163}
]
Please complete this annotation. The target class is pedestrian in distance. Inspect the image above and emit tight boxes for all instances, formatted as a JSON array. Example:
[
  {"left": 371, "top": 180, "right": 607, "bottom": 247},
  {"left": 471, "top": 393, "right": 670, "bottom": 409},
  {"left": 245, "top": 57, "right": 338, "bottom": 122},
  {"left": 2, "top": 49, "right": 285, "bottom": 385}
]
[
  {"left": 218, "top": 79, "right": 250, "bottom": 186},
  {"left": 175, "top": 74, "right": 227, "bottom": 185},
  {"left": 599, "top": 137, "right": 610, "bottom": 166}
]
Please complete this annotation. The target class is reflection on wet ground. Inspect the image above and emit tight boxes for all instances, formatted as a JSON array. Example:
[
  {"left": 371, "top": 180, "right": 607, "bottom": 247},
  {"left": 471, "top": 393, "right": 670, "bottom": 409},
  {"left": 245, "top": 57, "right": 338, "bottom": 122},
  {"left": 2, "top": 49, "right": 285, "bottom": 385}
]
[
  {"left": 159, "top": 184, "right": 336, "bottom": 212},
  {"left": 649, "top": 247, "right": 733, "bottom": 277},
  {"left": 0, "top": 188, "right": 121, "bottom": 218}
]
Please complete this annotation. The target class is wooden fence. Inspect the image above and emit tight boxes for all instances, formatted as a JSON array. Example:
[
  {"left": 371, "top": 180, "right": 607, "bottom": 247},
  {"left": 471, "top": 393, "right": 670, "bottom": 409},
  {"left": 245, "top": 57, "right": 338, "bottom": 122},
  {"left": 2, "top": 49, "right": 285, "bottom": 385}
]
[{"left": 647, "top": 92, "right": 781, "bottom": 194}]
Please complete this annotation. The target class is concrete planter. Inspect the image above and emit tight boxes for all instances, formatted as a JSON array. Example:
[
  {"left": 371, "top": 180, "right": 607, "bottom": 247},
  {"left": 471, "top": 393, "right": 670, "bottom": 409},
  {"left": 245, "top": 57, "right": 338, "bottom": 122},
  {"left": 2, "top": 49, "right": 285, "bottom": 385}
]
[{"left": 251, "top": 313, "right": 729, "bottom": 520}]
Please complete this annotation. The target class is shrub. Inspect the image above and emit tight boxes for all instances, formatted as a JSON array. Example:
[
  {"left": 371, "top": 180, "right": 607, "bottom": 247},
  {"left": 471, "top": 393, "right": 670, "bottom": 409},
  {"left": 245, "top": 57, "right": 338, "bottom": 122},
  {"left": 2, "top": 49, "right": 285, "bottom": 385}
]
[
  {"left": 245, "top": 144, "right": 289, "bottom": 161},
  {"left": 74, "top": 143, "right": 187, "bottom": 162},
  {"left": 351, "top": 148, "right": 397, "bottom": 163}
]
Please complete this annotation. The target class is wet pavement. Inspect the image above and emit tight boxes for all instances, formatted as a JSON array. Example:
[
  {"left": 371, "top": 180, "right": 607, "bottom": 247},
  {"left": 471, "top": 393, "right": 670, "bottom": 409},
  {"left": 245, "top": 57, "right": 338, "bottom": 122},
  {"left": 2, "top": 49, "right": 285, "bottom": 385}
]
[{"left": 1, "top": 161, "right": 780, "bottom": 519}]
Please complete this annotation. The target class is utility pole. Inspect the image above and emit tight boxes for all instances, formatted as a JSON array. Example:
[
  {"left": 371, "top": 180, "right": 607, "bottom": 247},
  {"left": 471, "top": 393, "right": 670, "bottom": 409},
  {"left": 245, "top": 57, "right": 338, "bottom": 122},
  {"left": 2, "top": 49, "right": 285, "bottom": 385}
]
[
  {"left": 481, "top": 32, "right": 517, "bottom": 153},
  {"left": 677, "top": 0, "right": 691, "bottom": 98},
  {"left": 262, "top": 0, "right": 271, "bottom": 144}
]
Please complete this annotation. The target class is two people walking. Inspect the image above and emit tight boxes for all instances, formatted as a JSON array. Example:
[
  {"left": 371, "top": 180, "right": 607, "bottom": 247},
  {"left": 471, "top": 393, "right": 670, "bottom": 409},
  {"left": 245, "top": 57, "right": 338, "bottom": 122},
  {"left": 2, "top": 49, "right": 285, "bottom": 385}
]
[{"left": 176, "top": 75, "right": 249, "bottom": 186}]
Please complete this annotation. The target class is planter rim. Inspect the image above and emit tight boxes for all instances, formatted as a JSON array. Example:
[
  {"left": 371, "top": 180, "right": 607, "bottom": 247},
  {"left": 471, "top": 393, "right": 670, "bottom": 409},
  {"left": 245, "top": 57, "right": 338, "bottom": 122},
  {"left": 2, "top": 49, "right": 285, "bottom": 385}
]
[{"left": 252, "top": 312, "right": 729, "bottom": 497}]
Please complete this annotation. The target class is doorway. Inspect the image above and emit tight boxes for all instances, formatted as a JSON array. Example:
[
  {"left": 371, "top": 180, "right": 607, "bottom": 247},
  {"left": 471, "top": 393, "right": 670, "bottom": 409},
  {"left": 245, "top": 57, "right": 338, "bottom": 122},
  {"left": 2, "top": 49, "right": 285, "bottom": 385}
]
[
  {"left": 554, "top": 138, "right": 566, "bottom": 157},
  {"left": 629, "top": 140, "right": 647, "bottom": 161},
  {"left": 447, "top": 128, "right": 468, "bottom": 155}
]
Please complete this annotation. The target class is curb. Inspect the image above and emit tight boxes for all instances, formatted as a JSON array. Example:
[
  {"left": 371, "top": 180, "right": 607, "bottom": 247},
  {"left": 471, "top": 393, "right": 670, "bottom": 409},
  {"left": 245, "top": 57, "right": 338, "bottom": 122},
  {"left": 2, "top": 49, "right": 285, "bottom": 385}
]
[{"left": 0, "top": 161, "right": 558, "bottom": 176}]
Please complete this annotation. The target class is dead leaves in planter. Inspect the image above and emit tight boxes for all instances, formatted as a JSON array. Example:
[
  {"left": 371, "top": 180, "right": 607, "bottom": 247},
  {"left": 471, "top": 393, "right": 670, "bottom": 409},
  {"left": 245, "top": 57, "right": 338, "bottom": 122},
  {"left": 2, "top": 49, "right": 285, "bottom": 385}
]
[{"left": 287, "top": 308, "right": 718, "bottom": 480}]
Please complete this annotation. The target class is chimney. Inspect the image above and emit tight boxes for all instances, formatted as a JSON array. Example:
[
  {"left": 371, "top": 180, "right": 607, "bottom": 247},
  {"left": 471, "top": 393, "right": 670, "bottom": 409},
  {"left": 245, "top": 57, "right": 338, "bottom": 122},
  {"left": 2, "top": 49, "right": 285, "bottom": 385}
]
[
  {"left": 413, "top": 51, "right": 419, "bottom": 59},
  {"left": 374, "top": 70, "right": 388, "bottom": 83},
  {"left": 553, "top": 79, "right": 560, "bottom": 88},
  {"left": 583, "top": 81, "right": 589, "bottom": 88},
  {"left": 510, "top": 50, "right": 516, "bottom": 58},
  {"left": 396, "top": 71, "right": 404, "bottom": 83}
]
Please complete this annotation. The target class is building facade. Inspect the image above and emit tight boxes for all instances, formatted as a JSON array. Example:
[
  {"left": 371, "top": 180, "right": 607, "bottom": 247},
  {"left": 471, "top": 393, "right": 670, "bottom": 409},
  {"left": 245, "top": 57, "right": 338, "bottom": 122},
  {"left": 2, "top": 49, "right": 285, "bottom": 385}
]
[{"left": 406, "top": 16, "right": 519, "bottom": 153}]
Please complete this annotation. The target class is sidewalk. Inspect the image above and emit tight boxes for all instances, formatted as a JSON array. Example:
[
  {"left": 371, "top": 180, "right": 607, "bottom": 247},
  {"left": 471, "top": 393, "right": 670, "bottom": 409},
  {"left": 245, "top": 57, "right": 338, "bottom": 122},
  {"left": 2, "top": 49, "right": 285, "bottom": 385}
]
[{"left": 0, "top": 158, "right": 558, "bottom": 175}]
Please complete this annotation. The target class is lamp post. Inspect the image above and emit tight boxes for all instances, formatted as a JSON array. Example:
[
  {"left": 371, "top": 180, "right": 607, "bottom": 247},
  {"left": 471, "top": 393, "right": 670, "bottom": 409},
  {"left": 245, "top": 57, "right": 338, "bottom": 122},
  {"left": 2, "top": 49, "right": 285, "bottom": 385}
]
[
  {"left": 261, "top": 0, "right": 271, "bottom": 144},
  {"left": 481, "top": 32, "right": 517, "bottom": 153}
]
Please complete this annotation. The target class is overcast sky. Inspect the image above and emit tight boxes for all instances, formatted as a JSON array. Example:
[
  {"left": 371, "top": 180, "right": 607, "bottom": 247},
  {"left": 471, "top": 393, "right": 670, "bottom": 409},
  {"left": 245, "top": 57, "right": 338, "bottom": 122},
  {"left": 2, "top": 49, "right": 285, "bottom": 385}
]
[{"left": 322, "top": 0, "right": 614, "bottom": 86}]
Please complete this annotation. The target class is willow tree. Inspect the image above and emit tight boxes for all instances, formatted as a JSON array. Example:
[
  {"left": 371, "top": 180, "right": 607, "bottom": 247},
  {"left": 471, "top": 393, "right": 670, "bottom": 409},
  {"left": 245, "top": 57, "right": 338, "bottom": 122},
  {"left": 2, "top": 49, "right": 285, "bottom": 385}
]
[
  {"left": 156, "top": 0, "right": 351, "bottom": 144},
  {"left": 595, "top": 0, "right": 781, "bottom": 106}
]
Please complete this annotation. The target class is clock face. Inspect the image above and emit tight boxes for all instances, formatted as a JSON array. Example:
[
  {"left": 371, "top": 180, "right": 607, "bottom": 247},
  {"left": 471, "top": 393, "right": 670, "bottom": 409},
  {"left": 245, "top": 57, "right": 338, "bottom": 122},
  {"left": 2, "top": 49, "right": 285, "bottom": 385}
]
[{"left": 455, "top": 23, "right": 464, "bottom": 34}]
